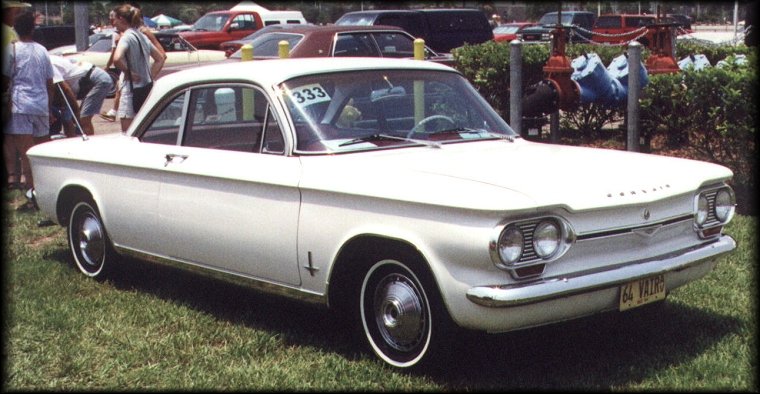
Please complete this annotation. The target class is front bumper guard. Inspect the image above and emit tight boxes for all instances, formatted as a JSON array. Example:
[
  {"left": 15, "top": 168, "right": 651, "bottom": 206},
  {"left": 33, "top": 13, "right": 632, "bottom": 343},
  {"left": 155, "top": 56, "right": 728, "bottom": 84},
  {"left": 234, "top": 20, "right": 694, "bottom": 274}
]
[{"left": 467, "top": 235, "right": 736, "bottom": 308}]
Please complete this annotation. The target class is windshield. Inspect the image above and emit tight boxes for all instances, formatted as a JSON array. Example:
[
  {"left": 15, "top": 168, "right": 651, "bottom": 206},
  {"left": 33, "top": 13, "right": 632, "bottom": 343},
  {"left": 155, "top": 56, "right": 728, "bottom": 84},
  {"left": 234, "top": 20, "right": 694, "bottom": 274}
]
[
  {"left": 192, "top": 13, "right": 229, "bottom": 32},
  {"left": 230, "top": 33, "right": 303, "bottom": 58},
  {"left": 494, "top": 26, "right": 520, "bottom": 34},
  {"left": 538, "top": 13, "right": 574, "bottom": 25},
  {"left": 280, "top": 69, "right": 516, "bottom": 153}
]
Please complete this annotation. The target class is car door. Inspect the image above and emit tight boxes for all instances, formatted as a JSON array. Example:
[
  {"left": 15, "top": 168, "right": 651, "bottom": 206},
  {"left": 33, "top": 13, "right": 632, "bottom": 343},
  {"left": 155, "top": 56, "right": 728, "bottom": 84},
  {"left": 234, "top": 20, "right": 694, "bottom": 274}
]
[{"left": 140, "top": 83, "right": 302, "bottom": 286}]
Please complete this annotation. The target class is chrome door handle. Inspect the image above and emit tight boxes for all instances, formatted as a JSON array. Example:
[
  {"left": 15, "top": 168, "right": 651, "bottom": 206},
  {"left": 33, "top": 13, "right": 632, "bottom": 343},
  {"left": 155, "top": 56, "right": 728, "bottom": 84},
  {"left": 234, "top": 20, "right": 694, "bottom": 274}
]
[{"left": 164, "top": 154, "right": 188, "bottom": 167}]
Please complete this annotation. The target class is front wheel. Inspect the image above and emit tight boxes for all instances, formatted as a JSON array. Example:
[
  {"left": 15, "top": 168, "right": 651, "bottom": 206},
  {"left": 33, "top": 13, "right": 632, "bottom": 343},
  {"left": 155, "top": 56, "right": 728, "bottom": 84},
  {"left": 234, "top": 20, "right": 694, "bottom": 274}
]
[
  {"left": 68, "top": 199, "right": 116, "bottom": 278},
  {"left": 360, "top": 258, "right": 446, "bottom": 368}
]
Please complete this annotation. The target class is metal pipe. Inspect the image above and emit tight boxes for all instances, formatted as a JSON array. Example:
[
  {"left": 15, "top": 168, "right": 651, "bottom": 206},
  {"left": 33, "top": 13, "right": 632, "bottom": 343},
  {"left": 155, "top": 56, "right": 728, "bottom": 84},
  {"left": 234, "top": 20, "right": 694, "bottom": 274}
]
[
  {"left": 55, "top": 83, "right": 87, "bottom": 141},
  {"left": 509, "top": 39, "right": 522, "bottom": 135},
  {"left": 627, "top": 41, "right": 642, "bottom": 152}
]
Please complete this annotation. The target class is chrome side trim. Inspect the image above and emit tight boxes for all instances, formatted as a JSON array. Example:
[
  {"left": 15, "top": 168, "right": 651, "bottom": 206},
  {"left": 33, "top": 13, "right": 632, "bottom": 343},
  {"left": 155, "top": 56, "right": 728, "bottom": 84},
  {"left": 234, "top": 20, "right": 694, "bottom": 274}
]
[
  {"left": 467, "top": 235, "right": 735, "bottom": 308},
  {"left": 114, "top": 245, "right": 327, "bottom": 307}
]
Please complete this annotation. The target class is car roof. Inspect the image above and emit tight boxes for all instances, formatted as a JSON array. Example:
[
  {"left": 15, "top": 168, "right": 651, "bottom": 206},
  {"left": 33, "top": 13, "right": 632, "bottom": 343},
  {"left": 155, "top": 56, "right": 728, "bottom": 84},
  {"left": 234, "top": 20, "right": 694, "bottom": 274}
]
[
  {"left": 156, "top": 57, "right": 456, "bottom": 91},
  {"left": 250, "top": 24, "right": 416, "bottom": 34}
]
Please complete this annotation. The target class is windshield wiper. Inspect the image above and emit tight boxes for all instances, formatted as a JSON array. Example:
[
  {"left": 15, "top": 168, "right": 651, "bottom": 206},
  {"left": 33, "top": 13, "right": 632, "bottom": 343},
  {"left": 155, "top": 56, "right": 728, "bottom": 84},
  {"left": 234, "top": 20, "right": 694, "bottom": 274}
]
[
  {"left": 339, "top": 133, "right": 441, "bottom": 148},
  {"left": 426, "top": 128, "right": 518, "bottom": 142}
]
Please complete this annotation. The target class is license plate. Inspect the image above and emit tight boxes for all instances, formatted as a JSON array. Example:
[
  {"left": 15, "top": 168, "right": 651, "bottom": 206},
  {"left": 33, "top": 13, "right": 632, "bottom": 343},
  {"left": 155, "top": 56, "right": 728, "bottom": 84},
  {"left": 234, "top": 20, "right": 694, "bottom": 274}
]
[{"left": 619, "top": 274, "right": 666, "bottom": 311}]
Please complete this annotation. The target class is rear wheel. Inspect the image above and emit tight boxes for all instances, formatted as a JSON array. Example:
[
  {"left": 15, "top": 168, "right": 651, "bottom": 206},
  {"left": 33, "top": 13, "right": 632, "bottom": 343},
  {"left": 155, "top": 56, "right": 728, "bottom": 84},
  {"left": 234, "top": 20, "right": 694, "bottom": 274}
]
[
  {"left": 359, "top": 256, "right": 453, "bottom": 369},
  {"left": 68, "top": 199, "right": 116, "bottom": 278}
]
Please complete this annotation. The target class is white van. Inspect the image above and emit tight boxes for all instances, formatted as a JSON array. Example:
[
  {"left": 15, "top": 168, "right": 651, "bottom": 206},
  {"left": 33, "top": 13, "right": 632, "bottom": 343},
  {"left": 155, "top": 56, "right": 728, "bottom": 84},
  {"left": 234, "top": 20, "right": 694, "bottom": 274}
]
[
  {"left": 260, "top": 10, "right": 307, "bottom": 26},
  {"left": 230, "top": 3, "right": 307, "bottom": 26}
]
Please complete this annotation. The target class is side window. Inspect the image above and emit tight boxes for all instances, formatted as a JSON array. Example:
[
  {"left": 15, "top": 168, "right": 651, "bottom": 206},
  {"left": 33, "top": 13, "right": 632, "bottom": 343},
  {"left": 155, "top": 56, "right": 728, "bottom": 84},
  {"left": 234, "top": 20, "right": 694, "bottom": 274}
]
[
  {"left": 232, "top": 14, "right": 255, "bottom": 30},
  {"left": 372, "top": 32, "right": 414, "bottom": 57},
  {"left": 181, "top": 85, "right": 274, "bottom": 153},
  {"left": 334, "top": 33, "right": 378, "bottom": 57},
  {"left": 262, "top": 105, "right": 285, "bottom": 154},
  {"left": 141, "top": 92, "right": 185, "bottom": 145},
  {"left": 377, "top": 15, "right": 423, "bottom": 39}
]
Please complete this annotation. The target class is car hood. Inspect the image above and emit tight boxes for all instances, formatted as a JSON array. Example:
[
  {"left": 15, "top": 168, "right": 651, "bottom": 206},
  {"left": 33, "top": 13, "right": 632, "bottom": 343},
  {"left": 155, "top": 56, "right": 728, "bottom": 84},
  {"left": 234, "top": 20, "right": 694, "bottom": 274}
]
[{"left": 299, "top": 139, "right": 732, "bottom": 212}]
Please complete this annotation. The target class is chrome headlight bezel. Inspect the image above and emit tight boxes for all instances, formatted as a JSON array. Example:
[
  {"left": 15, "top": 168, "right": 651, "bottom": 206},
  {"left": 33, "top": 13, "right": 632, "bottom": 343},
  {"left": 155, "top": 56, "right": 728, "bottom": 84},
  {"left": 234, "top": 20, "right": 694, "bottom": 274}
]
[
  {"left": 693, "top": 184, "right": 736, "bottom": 238},
  {"left": 714, "top": 187, "right": 736, "bottom": 223},
  {"left": 490, "top": 216, "right": 575, "bottom": 276}
]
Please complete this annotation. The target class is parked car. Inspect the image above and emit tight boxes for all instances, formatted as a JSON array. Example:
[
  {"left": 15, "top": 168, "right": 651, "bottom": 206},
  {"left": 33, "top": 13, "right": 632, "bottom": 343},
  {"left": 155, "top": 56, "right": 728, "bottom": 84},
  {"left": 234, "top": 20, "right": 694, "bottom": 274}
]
[
  {"left": 219, "top": 23, "right": 310, "bottom": 57},
  {"left": 48, "top": 29, "right": 117, "bottom": 56},
  {"left": 334, "top": 9, "right": 494, "bottom": 53},
  {"left": 592, "top": 14, "right": 657, "bottom": 46},
  {"left": 492, "top": 22, "right": 537, "bottom": 42},
  {"left": 58, "top": 32, "right": 226, "bottom": 75},
  {"left": 665, "top": 13, "right": 693, "bottom": 31},
  {"left": 179, "top": 9, "right": 265, "bottom": 50},
  {"left": 33, "top": 25, "right": 92, "bottom": 50},
  {"left": 27, "top": 57, "right": 736, "bottom": 369},
  {"left": 519, "top": 11, "right": 596, "bottom": 43},
  {"left": 259, "top": 10, "right": 308, "bottom": 26},
  {"left": 220, "top": 24, "right": 453, "bottom": 65}
]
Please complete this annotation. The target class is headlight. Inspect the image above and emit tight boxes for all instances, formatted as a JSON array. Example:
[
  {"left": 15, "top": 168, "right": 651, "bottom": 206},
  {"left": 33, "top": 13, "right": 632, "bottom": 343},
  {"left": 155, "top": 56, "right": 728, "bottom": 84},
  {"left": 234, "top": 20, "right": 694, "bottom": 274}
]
[
  {"left": 714, "top": 188, "right": 735, "bottom": 222},
  {"left": 695, "top": 194, "right": 709, "bottom": 226},
  {"left": 533, "top": 220, "right": 560, "bottom": 258},
  {"left": 497, "top": 226, "right": 523, "bottom": 265}
]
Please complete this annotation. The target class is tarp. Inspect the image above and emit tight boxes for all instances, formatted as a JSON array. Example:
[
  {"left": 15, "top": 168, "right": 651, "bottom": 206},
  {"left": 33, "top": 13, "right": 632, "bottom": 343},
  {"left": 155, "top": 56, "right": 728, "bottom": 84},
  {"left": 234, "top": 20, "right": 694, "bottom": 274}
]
[
  {"left": 151, "top": 14, "right": 184, "bottom": 27},
  {"left": 230, "top": 1, "right": 269, "bottom": 13},
  {"left": 143, "top": 16, "right": 157, "bottom": 28}
]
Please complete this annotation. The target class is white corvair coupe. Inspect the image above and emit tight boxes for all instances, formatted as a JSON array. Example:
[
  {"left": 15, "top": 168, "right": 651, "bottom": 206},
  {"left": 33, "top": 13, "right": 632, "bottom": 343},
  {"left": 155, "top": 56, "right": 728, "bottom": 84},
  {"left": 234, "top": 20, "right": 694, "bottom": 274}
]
[{"left": 28, "top": 58, "right": 736, "bottom": 369}]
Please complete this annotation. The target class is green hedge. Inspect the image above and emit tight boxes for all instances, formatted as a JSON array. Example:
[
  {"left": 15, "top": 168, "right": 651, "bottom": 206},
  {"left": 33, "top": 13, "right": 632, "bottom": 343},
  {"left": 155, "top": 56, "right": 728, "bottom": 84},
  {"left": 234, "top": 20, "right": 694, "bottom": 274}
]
[{"left": 452, "top": 41, "right": 756, "bottom": 214}]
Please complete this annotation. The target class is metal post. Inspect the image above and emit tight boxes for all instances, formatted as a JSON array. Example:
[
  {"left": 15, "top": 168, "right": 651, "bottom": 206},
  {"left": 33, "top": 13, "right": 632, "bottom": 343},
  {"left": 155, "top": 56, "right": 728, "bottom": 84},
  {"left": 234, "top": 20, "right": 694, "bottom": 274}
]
[
  {"left": 550, "top": 111, "right": 559, "bottom": 142},
  {"left": 509, "top": 39, "right": 522, "bottom": 135},
  {"left": 241, "top": 44, "right": 254, "bottom": 120},
  {"left": 627, "top": 42, "right": 642, "bottom": 152},
  {"left": 74, "top": 3, "right": 89, "bottom": 52},
  {"left": 414, "top": 38, "right": 425, "bottom": 124}
]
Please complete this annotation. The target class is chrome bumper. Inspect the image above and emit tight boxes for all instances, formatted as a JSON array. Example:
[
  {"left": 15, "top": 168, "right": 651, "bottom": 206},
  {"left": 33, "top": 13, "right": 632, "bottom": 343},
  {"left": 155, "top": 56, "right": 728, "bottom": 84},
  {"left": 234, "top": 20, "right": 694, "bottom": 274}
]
[{"left": 467, "top": 235, "right": 736, "bottom": 308}]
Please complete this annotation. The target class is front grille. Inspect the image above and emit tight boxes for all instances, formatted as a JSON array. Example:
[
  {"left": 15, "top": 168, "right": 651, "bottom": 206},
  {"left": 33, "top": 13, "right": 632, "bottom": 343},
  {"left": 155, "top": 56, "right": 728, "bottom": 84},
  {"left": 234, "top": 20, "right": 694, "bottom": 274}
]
[
  {"left": 703, "top": 189, "right": 720, "bottom": 227},
  {"left": 517, "top": 220, "right": 539, "bottom": 263}
]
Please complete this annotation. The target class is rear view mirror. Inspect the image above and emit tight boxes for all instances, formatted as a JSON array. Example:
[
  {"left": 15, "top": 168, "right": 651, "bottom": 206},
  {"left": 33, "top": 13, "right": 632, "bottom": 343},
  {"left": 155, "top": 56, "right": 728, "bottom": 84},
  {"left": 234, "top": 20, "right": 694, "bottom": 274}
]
[{"left": 370, "top": 86, "right": 407, "bottom": 102}]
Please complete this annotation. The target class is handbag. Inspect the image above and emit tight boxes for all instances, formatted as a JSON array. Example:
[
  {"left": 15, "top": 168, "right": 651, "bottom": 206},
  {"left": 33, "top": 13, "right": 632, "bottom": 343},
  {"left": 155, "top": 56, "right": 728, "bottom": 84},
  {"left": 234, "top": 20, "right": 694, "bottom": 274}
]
[
  {"left": 126, "top": 30, "right": 153, "bottom": 113},
  {"left": 76, "top": 66, "right": 95, "bottom": 100}
]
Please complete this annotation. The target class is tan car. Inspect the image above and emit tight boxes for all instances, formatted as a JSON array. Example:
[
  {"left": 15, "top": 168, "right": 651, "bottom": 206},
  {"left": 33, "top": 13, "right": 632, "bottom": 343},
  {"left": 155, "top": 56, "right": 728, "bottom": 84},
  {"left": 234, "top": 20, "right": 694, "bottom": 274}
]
[{"left": 58, "top": 32, "right": 227, "bottom": 76}]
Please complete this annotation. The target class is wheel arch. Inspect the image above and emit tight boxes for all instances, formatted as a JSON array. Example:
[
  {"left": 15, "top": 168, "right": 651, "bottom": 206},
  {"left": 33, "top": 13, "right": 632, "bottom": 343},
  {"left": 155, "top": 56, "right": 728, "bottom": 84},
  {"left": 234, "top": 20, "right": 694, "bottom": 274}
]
[
  {"left": 56, "top": 185, "right": 95, "bottom": 226},
  {"left": 326, "top": 234, "right": 440, "bottom": 312}
]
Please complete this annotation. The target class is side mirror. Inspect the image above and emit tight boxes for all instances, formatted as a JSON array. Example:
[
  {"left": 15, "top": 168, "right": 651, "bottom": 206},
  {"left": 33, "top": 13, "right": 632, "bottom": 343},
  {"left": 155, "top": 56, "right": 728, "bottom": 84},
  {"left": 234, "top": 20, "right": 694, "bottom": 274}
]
[{"left": 230, "top": 22, "right": 240, "bottom": 31}]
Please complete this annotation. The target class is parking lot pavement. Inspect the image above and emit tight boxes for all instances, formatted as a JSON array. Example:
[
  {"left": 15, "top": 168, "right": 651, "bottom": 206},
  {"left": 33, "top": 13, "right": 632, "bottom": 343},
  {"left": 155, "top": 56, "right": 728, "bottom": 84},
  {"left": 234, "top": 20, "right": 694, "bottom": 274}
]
[{"left": 91, "top": 97, "right": 123, "bottom": 135}]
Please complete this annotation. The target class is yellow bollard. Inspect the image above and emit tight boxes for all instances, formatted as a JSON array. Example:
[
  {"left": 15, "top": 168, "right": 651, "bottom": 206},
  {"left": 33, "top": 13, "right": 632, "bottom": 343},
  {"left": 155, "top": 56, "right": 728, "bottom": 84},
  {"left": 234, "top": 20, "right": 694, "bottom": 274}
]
[
  {"left": 413, "top": 38, "right": 425, "bottom": 60},
  {"left": 279, "top": 40, "right": 289, "bottom": 58},
  {"left": 241, "top": 43, "right": 253, "bottom": 61},
  {"left": 413, "top": 38, "right": 425, "bottom": 124},
  {"left": 241, "top": 44, "right": 254, "bottom": 120}
]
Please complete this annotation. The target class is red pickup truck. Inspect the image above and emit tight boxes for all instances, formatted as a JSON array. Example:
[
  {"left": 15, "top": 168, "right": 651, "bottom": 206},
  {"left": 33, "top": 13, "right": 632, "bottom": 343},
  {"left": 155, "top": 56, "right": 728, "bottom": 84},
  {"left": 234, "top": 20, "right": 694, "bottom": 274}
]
[{"left": 179, "top": 10, "right": 264, "bottom": 50}]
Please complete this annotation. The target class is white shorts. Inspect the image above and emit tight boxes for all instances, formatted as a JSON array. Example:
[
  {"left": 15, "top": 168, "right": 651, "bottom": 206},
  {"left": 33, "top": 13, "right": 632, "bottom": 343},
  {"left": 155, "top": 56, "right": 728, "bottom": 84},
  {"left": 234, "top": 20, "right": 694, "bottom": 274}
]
[{"left": 116, "top": 74, "right": 136, "bottom": 119}]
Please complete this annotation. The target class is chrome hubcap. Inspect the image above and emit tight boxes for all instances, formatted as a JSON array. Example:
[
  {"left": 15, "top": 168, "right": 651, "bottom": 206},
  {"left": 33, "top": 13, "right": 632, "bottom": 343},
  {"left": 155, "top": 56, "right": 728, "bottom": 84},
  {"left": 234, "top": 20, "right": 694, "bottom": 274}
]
[
  {"left": 78, "top": 213, "right": 105, "bottom": 268},
  {"left": 374, "top": 273, "right": 426, "bottom": 351}
]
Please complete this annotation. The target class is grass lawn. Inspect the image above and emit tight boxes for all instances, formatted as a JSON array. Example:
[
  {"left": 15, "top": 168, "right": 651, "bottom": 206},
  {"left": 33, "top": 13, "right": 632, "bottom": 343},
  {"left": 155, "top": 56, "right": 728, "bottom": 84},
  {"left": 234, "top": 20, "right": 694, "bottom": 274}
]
[{"left": 3, "top": 189, "right": 756, "bottom": 391}]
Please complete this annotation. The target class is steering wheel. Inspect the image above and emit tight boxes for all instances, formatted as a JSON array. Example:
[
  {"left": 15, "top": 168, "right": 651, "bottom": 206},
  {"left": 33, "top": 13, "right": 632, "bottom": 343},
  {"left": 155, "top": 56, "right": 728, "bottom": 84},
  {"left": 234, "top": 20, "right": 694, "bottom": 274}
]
[{"left": 407, "top": 115, "right": 456, "bottom": 138}]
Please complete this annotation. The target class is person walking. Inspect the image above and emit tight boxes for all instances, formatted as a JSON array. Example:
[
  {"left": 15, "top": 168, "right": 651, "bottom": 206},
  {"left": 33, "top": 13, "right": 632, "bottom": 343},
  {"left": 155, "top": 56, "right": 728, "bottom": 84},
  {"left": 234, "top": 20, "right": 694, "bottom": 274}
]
[
  {"left": 110, "top": 4, "right": 165, "bottom": 131},
  {"left": 2, "top": 10, "right": 54, "bottom": 200},
  {"left": 50, "top": 55, "right": 114, "bottom": 136}
]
